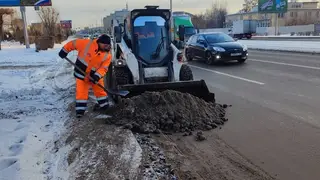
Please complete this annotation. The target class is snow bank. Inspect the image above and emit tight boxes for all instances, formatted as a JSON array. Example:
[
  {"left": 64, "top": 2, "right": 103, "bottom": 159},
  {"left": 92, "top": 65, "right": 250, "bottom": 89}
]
[
  {"left": 239, "top": 40, "right": 320, "bottom": 53},
  {"left": 0, "top": 41, "right": 76, "bottom": 180}
]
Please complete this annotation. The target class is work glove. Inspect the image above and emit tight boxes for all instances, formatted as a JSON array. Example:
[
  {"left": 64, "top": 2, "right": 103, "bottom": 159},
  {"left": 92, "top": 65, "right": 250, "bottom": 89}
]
[
  {"left": 58, "top": 49, "right": 68, "bottom": 59},
  {"left": 89, "top": 71, "right": 101, "bottom": 84}
]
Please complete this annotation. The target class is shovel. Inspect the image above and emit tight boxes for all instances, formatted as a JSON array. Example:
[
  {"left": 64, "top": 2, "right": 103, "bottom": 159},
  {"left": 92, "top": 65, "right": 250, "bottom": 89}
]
[{"left": 63, "top": 57, "right": 129, "bottom": 97}]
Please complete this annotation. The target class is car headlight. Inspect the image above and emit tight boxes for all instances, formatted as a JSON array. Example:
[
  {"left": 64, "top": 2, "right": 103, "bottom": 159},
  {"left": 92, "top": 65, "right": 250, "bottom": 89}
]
[
  {"left": 242, "top": 44, "right": 248, "bottom": 51},
  {"left": 212, "top": 47, "right": 226, "bottom": 52}
]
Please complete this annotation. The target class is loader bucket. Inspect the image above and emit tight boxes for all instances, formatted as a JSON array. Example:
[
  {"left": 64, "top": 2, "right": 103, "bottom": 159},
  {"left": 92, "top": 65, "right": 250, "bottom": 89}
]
[{"left": 118, "top": 80, "right": 215, "bottom": 102}]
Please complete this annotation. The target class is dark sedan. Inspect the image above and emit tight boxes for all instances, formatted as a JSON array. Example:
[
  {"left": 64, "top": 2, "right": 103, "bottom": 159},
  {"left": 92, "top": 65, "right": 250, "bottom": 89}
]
[{"left": 185, "top": 32, "right": 248, "bottom": 64}]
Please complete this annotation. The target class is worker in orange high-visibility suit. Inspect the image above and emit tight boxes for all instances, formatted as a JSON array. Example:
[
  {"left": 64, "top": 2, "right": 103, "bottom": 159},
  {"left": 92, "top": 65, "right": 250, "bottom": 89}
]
[{"left": 58, "top": 34, "right": 112, "bottom": 118}]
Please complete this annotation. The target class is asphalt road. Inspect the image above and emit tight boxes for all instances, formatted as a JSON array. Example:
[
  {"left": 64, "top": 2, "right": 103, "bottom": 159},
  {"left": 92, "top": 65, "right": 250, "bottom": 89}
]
[{"left": 188, "top": 50, "right": 320, "bottom": 180}]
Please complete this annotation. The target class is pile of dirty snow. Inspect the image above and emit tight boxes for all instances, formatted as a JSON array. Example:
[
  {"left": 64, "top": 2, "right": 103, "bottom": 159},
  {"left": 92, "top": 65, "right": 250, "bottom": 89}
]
[{"left": 107, "top": 90, "right": 228, "bottom": 134}]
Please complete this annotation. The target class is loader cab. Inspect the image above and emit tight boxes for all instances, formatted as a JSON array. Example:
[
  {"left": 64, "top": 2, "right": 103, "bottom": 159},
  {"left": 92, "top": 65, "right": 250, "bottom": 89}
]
[{"left": 129, "top": 6, "right": 172, "bottom": 67}]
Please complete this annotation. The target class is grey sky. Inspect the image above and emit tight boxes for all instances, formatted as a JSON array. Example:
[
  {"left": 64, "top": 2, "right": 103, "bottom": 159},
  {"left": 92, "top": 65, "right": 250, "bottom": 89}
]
[{"left": 24, "top": 0, "right": 244, "bottom": 28}]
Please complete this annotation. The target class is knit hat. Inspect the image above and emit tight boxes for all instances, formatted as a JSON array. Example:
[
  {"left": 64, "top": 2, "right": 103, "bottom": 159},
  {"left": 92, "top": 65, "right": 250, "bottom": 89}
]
[{"left": 97, "top": 34, "right": 111, "bottom": 44}]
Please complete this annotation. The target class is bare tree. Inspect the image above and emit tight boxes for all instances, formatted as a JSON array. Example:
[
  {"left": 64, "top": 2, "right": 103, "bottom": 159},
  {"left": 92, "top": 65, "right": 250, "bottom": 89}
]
[
  {"left": 242, "top": 0, "right": 258, "bottom": 13},
  {"left": 10, "top": 10, "right": 24, "bottom": 43},
  {"left": 37, "top": 7, "right": 59, "bottom": 37},
  {"left": 29, "top": 25, "right": 42, "bottom": 36},
  {"left": 192, "top": 0, "right": 228, "bottom": 29},
  {"left": 192, "top": 14, "right": 207, "bottom": 29},
  {"left": 205, "top": 1, "right": 228, "bottom": 28},
  {"left": 0, "top": 8, "right": 14, "bottom": 50}
]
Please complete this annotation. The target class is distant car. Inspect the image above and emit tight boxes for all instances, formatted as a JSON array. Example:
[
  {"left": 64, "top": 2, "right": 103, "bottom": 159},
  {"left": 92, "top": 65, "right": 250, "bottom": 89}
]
[
  {"left": 185, "top": 32, "right": 248, "bottom": 64},
  {"left": 91, "top": 34, "right": 100, "bottom": 39},
  {"left": 82, "top": 34, "right": 90, "bottom": 39}
]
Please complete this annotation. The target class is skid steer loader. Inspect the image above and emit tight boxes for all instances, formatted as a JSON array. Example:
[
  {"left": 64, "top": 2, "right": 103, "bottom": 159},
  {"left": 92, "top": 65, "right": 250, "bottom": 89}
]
[{"left": 105, "top": 5, "right": 215, "bottom": 102}]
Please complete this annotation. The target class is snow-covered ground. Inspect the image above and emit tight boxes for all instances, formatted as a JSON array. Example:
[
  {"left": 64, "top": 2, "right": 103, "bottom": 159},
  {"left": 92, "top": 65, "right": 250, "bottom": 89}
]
[
  {"left": 239, "top": 40, "right": 320, "bottom": 53},
  {"left": 0, "top": 40, "right": 76, "bottom": 180},
  {"left": 254, "top": 34, "right": 320, "bottom": 37}
]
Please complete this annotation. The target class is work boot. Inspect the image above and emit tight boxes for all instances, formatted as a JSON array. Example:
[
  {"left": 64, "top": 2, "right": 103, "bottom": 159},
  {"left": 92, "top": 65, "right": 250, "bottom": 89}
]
[
  {"left": 76, "top": 110, "right": 85, "bottom": 118},
  {"left": 93, "top": 104, "right": 109, "bottom": 112},
  {"left": 76, "top": 113, "right": 83, "bottom": 118}
]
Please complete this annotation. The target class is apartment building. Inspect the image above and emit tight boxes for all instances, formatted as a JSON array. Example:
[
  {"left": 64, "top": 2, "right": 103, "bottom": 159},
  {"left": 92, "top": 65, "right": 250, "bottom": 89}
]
[
  {"left": 226, "top": 1, "right": 320, "bottom": 27},
  {"left": 284, "top": 1, "right": 320, "bottom": 25},
  {"left": 103, "top": 9, "right": 130, "bottom": 32}
]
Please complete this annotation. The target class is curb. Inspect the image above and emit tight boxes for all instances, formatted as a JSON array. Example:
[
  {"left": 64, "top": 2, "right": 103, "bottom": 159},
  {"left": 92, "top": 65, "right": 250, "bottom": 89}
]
[{"left": 248, "top": 48, "right": 320, "bottom": 55}]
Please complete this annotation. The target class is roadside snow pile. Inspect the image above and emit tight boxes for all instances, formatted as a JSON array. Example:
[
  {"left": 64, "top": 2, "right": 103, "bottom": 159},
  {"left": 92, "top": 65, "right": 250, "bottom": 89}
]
[
  {"left": 64, "top": 112, "right": 143, "bottom": 180},
  {"left": 0, "top": 41, "right": 22, "bottom": 48},
  {"left": 0, "top": 41, "right": 75, "bottom": 180},
  {"left": 1, "top": 43, "right": 57, "bottom": 67},
  {"left": 255, "top": 34, "right": 320, "bottom": 37},
  {"left": 239, "top": 40, "right": 320, "bottom": 53},
  {"left": 108, "top": 90, "right": 228, "bottom": 134}
]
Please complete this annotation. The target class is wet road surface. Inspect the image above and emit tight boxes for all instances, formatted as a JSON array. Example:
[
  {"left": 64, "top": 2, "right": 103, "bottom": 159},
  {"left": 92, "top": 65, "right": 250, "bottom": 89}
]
[{"left": 189, "top": 50, "right": 320, "bottom": 180}]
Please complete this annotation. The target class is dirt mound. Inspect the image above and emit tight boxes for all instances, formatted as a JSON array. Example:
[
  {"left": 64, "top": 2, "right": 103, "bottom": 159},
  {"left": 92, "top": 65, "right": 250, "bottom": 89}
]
[{"left": 107, "top": 90, "right": 228, "bottom": 134}]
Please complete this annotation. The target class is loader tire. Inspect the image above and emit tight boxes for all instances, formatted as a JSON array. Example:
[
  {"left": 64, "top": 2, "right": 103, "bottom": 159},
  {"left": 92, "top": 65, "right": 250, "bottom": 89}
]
[
  {"left": 104, "top": 64, "right": 120, "bottom": 104},
  {"left": 179, "top": 64, "right": 193, "bottom": 81},
  {"left": 105, "top": 63, "right": 115, "bottom": 89}
]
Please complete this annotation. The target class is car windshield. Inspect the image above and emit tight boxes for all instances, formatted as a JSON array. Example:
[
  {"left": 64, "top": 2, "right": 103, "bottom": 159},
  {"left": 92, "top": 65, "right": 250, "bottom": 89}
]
[
  {"left": 185, "top": 27, "right": 196, "bottom": 35},
  {"left": 204, "top": 33, "right": 234, "bottom": 43},
  {"left": 133, "top": 16, "right": 169, "bottom": 63}
]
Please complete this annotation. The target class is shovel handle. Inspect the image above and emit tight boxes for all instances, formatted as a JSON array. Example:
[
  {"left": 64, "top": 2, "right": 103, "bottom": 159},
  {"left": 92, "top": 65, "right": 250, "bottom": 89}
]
[
  {"left": 64, "top": 57, "right": 109, "bottom": 91},
  {"left": 63, "top": 57, "right": 129, "bottom": 96}
]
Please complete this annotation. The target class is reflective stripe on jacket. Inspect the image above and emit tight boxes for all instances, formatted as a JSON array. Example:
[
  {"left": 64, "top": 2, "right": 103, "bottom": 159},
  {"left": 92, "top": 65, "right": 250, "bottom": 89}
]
[{"left": 62, "top": 39, "right": 111, "bottom": 80}]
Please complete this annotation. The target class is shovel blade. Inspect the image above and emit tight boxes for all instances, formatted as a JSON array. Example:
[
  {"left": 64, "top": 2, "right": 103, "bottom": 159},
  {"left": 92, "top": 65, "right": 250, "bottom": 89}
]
[{"left": 107, "top": 89, "right": 130, "bottom": 96}]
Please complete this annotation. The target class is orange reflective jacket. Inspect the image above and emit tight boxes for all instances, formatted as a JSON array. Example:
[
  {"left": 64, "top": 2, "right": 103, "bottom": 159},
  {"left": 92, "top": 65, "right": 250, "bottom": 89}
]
[{"left": 62, "top": 39, "right": 111, "bottom": 81}]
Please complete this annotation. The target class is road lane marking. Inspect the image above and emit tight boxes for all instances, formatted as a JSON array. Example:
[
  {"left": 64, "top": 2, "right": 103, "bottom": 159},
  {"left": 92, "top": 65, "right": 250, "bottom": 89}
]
[
  {"left": 250, "top": 59, "right": 320, "bottom": 70},
  {"left": 188, "top": 64, "right": 265, "bottom": 85}
]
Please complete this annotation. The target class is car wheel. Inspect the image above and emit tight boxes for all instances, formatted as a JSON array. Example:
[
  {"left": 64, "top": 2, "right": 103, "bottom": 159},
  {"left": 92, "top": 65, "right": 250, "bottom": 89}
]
[
  {"left": 238, "top": 59, "right": 246, "bottom": 64},
  {"left": 205, "top": 52, "right": 214, "bottom": 65},
  {"left": 185, "top": 49, "right": 193, "bottom": 61}
]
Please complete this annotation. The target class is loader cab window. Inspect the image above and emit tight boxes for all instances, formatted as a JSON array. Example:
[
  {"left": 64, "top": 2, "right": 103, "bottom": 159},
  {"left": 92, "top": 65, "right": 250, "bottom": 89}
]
[{"left": 133, "top": 16, "right": 169, "bottom": 64}]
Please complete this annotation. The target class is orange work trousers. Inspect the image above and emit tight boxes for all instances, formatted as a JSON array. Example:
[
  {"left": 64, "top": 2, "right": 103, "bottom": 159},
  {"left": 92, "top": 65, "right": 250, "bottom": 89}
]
[{"left": 75, "top": 78, "right": 108, "bottom": 114}]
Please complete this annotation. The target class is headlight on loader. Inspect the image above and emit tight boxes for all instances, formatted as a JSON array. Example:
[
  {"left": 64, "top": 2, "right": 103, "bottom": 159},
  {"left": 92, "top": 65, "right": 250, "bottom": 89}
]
[{"left": 115, "top": 59, "right": 126, "bottom": 67}]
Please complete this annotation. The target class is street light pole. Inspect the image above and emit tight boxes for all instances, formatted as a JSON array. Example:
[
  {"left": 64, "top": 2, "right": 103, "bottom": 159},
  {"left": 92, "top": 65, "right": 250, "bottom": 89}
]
[
  {"left": 20, "top": 6, "right": 30, "bottom": 49},
  {"left": 170, "top": 0, "right": 174, "bottom": 41}
]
